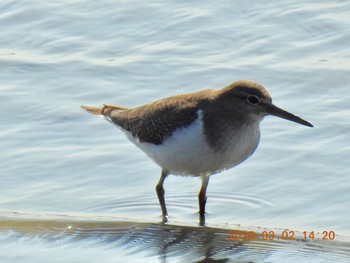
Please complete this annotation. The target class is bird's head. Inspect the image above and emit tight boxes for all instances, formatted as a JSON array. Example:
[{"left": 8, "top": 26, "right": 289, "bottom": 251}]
[{"left": 218, "top": 80, "right": 313, "bottom": 127}]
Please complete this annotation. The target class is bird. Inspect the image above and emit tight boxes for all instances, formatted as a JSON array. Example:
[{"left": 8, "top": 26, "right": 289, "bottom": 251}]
[{"left": 81, "top": 80, "right": 313, "bottom": 225}]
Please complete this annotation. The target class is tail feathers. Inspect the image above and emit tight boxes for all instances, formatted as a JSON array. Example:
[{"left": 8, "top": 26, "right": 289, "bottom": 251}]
[
  {"left": 81, "top": 105, "right": 103, "bottom": 115},
  {"left": 81, "top": 104, "right": 128, "bottom": 116}
]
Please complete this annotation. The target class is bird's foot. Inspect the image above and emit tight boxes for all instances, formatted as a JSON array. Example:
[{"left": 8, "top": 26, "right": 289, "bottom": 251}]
[
  {"left": 161, "top": 214, "right": 168, "bottom": 224},
  {"left": 199, "top": 212, "right": 206, "bottom": 226}
]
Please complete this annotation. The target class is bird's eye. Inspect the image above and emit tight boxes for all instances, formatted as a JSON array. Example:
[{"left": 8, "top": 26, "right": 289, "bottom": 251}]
[{"left": 247, "top": 95, "right": 259, "bottom": 105}]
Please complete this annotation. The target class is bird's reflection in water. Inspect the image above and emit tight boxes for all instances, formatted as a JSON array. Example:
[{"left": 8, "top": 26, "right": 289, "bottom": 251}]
[{"left": 0, "top": 215, "right": 349, "bottom": 262}]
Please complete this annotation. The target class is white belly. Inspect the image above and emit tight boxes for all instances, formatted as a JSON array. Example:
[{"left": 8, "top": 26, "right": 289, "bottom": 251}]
[{"left": 121, "top": 111, "right": 260, "bottom": 176}]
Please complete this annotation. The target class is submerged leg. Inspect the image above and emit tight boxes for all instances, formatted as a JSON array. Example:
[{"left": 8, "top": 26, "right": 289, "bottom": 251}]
[
  {"left": 198, "top": 176, "right": 210, "bottom": 226},
  {"left": 156, "top": 170, "right": 168, "bottom": 222}
]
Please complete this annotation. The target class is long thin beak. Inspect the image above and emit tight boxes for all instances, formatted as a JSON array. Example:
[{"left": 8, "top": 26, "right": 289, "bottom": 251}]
[{"left": 265, "top": 103, "right": 313, "bottom": 127}]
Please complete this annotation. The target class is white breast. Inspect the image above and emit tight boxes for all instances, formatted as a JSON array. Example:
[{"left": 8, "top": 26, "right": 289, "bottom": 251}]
[{"left": 120, "top": 110, "right": 260, "bottom": 177}]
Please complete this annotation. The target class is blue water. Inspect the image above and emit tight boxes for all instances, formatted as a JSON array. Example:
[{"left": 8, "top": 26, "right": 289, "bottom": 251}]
[{"left": 1, "top": 0, "right": 350, "bottom": 262}]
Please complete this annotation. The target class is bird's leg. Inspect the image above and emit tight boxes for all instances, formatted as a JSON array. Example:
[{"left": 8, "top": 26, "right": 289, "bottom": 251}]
[
  {"left": 156, "top": 170, "right": 168, "bottom": 222},
  {"left": 198, "top": 176, "right": 210, "bottom": 226}
]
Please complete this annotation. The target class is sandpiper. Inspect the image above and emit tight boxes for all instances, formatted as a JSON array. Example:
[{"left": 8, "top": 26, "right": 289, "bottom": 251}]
[{"left": 81, "top": 80, "right": 313, "bottom": 224}]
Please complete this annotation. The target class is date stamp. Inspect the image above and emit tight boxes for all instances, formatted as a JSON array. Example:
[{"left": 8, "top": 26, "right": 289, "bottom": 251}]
[{"left": 228, "top": 230, "right": 335, "bottom": 241}]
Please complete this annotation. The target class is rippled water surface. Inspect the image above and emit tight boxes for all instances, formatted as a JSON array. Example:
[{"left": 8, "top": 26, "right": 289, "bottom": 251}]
[{"left": 1, "top": 0, "right": 350, "bottom": 262}]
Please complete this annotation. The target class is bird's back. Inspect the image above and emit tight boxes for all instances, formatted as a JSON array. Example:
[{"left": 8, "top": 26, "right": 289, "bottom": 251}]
[{"left": 82, "top": 89, "right": 216, "bottom": 145}]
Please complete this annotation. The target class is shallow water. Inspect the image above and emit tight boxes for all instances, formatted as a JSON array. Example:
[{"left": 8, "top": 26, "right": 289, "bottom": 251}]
[
  {"left": 1, "top": 0, "right": 350, "bottom": 262},
  {"left": 1, "top": 212, "right": 350, "bottom": 263}
]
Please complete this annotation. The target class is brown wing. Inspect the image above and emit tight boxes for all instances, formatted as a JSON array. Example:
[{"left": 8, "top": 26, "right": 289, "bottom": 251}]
[
  {"left": 106, "top": 89, "right": 218, "bottom": 145},
  {"left": 107, "top": 97, "right": 201, "bottom": 145},
  {"left": 82, "top": 89, "right": 216, "bottom": 145}
]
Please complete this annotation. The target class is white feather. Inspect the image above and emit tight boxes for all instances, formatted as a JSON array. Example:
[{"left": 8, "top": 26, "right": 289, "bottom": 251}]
[{"left": 120, "top": 110, "right": 260, "bottom": 177}]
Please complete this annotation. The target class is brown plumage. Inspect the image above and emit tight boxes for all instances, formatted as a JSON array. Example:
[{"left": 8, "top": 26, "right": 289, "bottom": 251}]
[{"left": 82, "top": 89, "right": 217, "bottom": 145}]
